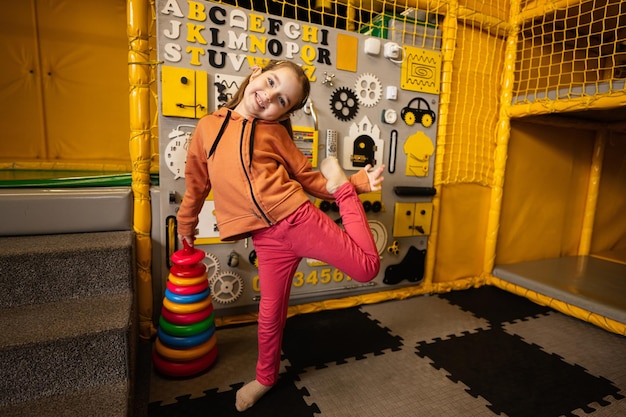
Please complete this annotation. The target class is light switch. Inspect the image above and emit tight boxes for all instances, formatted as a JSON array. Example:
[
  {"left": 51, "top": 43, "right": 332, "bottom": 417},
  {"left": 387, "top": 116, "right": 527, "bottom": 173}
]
[{"left": 364, "top": 38, "right": 381, "bottom": 55}]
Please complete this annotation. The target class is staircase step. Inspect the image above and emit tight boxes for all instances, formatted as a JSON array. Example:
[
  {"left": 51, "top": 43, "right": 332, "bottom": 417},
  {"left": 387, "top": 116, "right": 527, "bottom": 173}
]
[
  {"left": 0, "top": 228, "right": 138, "bottom": 414},
  {"left": 0, "top": 231, "right": 134, "bottom": 308},
  {"left": 0, "top": 292, "right": 134, "bottom": 407},
  {"left": 0, "top": 382, "right": 129, "bottom": 417},
  {"left": 0, "top": 292, "right": 132, "bottom": 348}
]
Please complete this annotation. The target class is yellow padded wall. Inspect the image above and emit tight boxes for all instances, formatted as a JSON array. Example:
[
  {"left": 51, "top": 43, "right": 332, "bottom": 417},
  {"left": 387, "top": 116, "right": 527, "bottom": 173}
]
[
  {"left": 0, "top": 2, "right": 46, "bottom": 160},
  {"left": 496, "top": 120, "right": 595, "bottom": 264},
  {"left": 591, "top": 132, "right": 626, "bottom": 255},
  {"left": 433, "top": 183, "right": 491, "bottom": 282},
  {"left": 0, "top": 0, "right": 129, "bottom": 167}
]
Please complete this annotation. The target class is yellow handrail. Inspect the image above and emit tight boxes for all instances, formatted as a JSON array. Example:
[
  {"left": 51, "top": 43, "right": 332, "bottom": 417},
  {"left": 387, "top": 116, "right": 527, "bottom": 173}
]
[{"left": 128, "top": 0, "right": 156, "bottom": 340}]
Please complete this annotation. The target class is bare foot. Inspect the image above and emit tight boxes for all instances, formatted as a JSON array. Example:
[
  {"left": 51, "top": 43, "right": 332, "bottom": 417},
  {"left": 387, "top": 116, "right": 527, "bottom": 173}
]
[{"left": 320, "top": 157, "right": 348, "bottom": 194}]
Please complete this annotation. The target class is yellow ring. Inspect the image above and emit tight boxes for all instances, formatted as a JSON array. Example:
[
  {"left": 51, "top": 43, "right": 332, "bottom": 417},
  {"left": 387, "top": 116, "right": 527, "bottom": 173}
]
[
  {"left": 163, "top": 296, "right": 212, "bottom": 314},
  {"left": 155, "top": 333, "right": 217, "bottom": 362},
  {"left": 168, "top": 271, "right": 208, "bottom": 286}
]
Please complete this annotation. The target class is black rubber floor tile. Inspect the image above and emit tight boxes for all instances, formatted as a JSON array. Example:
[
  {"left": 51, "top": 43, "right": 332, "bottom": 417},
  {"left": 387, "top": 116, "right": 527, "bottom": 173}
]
[
  {"left": 282, "top": 306, "right": 403, "bottom": 373},
  {"left": 439, "top": 286, "right": 551, "bottom": 325},
  {"left": 148, "top": 375, "right": 320, "bottom": 417},
  {"left": 416, "top": 327, "right": 624, "bottom": 417}
]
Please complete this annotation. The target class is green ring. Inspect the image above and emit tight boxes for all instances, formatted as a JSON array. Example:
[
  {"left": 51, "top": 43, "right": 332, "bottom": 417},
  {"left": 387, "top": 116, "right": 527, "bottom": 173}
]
[{"left": 159, "top": 314, "right": 215, "bottom": 337}]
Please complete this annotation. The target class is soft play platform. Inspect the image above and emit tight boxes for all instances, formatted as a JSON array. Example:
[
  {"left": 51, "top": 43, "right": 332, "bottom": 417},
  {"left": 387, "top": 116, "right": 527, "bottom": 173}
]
[{"left": 0, "top": 172, "right": 135, "bottom": 236}]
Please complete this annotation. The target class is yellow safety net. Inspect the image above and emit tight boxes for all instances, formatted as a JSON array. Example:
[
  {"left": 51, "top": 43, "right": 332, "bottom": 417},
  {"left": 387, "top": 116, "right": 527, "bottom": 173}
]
[{"left": 512, "top": 0, "right": 626, "bottom": 115}]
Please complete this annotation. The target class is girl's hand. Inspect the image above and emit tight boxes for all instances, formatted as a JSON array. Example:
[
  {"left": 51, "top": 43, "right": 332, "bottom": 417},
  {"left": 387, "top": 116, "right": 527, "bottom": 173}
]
[
  {"left": 178, "top": 234, "right": 195, "bottom": 248},
  {"left": 364, "top": 164, "right": 385, "bottom": 191}
]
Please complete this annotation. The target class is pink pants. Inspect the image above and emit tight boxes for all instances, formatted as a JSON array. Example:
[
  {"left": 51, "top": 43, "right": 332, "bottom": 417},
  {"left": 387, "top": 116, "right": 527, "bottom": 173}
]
[{"left": 250, "top": 182, "right": 380, "bottom": 386}]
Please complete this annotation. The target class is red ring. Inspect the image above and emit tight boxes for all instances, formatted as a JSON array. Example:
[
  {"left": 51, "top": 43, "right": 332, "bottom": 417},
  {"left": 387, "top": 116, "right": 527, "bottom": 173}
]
[
  {"left": 167, "top": 279, "right": 208, "bottom": 295},
  {"left": 171, "top": 247, "right": 205, "bottom": 266},
  {"left": 161, "top": 303, "right": 213, "bottom": 325},
  {"left": 170, "top": 263, "right": 206, "bottom": 278},
  {"left": 152, "top": 345, "right": 218, "bottom": 378}
]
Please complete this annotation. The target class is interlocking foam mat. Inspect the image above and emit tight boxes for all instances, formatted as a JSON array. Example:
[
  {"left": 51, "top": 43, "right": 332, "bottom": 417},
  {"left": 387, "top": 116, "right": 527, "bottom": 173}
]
[{"left": 148, "top": 286, "right": 626, "bottom": 417}]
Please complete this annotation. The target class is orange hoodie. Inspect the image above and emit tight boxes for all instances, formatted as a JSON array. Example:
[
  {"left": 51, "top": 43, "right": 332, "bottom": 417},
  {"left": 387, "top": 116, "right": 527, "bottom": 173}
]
[{"left": 177, "top": 107, "right": 371, "bottom": 241}]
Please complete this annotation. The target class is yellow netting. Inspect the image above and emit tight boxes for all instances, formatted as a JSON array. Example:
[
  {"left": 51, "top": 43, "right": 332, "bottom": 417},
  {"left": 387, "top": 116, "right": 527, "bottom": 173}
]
[{"left": 513, "top": 0, "right": 626, "bottom": 112}]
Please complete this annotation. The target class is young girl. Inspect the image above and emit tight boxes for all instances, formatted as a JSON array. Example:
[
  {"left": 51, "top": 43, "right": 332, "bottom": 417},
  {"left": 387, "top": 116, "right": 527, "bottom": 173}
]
[{"left": 176, "top": 60, "right": 384, "bottom": 411}]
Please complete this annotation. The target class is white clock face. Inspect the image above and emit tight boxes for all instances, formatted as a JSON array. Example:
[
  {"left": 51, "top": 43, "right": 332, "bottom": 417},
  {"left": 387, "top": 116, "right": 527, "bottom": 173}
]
[{"left": 165, "top": 125, "right": 195, "bottom": 179}]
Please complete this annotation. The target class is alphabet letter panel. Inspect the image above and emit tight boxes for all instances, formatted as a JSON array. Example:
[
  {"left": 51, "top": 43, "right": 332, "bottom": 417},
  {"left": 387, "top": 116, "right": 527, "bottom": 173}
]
[{"left": 156, "top": 0, "right": 441, "bottom": 315}]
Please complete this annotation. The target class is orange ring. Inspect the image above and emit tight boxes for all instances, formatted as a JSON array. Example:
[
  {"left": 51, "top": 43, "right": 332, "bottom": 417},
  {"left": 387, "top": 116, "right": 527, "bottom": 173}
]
[
  {"left": 161, "top": 302, "right": 213, "bottom": 325},
  {"left": 168, "top": 271, "right": 208, "bottom": 287},
  {"left": 155, "top": 333, "right": 217, "bottom": 362},
  {"left": 162, "top": 296, "right": 212, "bottom": 314}
]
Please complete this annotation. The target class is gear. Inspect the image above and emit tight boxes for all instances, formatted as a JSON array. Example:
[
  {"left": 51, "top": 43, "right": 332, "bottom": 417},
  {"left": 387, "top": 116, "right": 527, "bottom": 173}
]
[
  {"left": 203, "top": 252, "right": 220, "bottom": 282},
  {"left": 354, "top": 73, "right": 382, "bottom": 107},
  {"left": 330, "top": 87, "right": 359, "bottom": 121},
  {"left": 210, "top": 271, "right": 244, "bottom": 304},
  {"left": 248, "top": 250, "right": 258, "bottom": 268}
]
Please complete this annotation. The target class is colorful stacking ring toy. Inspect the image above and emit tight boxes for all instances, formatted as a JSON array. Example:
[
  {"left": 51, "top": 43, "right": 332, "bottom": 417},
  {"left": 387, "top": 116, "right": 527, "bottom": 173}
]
[
  {"left": 161, "top": 303, "right": 213, "bottom": 325},
  {"left": 162, "top": 296, "right": 212, "bottom": 314},
  {"left": 152, "top": 343, "right": 218, "bottom": 377},
  {"left": 154, "top": 239, "right": 218, "bottom": 378},
  {"left": 167, "top": 279, "right": 208, "bottom": 295},
  {"left": 159, "top": 314, "right": 215, "bottom": 337},
  {"left": 165, "top": 288, "right": 211, "bottom": 304},
  {"left": 155, "top": 333, "right": 217, "bottom": 362},
  {"left": 157, "top": 325, "right": 215, "bottom": 349}
]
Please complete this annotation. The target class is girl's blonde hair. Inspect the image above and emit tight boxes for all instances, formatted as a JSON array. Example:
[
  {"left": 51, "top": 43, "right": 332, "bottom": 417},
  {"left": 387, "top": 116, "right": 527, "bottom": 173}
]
[{"left": 223, "top": 60, "right": 311, "bottom": 135}]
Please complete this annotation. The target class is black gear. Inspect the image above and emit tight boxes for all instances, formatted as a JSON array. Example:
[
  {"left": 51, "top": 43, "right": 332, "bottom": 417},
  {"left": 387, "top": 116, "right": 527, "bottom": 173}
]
[{"left": 330, "top": 87, "right": 359, "bottom": 122}]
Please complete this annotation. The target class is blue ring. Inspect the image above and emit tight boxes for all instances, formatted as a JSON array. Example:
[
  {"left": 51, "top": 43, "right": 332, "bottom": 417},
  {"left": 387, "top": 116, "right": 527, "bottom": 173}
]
[
  {"left": 157, "top": 325, "right": 215, "bottom": 349},
  {"left": 165, "top": 288, "right": 210, "bottom": 304}
]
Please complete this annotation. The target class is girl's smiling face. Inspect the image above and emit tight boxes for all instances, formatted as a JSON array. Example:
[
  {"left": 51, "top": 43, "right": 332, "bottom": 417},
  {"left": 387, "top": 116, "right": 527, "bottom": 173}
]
[{"left": 235, "top": 66, "right": 304, "bottom": 121}]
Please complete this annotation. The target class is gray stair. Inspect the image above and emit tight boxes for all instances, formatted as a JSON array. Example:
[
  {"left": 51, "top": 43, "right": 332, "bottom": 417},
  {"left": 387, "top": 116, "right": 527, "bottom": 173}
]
[{"left": 0, "top": 231, "right": 138, "bottom": 417}]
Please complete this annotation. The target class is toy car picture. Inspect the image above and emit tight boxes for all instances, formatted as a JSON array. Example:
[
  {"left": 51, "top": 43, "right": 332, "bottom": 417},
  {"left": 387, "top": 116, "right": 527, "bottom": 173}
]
[{"left": 400, "top": 97, "right": 436, "bottom": 128}]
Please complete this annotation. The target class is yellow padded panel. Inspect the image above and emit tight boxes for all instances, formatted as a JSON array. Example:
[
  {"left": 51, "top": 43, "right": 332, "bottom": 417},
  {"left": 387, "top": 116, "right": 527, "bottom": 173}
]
[
  {"left": 497, "top": 120, "right": 595, "bottom": 265},
  {"left": 0, "top": 2, "right": 46, "bottom": 160},
  {"left": 433, "top": 183, "right": 491, "bottom": 282},
  {"left": 0, "top": 0, "right": 129, "bottom": 165}
]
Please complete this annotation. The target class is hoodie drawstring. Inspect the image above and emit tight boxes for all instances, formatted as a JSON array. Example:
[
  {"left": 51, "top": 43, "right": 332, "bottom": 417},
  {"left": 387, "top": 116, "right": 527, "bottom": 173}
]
[
  {"left": 248, "top": 119, "right": 258, "bottom": 168},
  {"left": 207, "top": 110, "right": 232, "bottom": 159}
]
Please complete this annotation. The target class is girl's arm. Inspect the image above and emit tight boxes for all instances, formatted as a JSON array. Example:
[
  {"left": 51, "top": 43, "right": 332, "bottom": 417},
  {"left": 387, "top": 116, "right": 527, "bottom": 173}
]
[
  {"left": 282, "top": 140, "right": 372, "bottom": 198},
  {"left": 176, "top": 121, "right": 213, "bottom": 244}
]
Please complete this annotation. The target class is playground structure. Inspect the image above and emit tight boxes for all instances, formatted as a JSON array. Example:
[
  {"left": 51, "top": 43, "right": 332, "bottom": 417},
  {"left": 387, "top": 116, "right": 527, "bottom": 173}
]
[{"left": 1, "top": 0, "right": 624, "bottom": 340}]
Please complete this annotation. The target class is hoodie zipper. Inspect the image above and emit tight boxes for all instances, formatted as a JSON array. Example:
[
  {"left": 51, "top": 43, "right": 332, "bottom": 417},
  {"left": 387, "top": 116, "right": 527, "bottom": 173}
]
[{"left": 240, "top": 118, "right": 272, "bottom": 226}]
